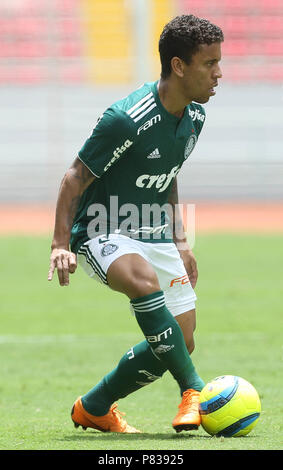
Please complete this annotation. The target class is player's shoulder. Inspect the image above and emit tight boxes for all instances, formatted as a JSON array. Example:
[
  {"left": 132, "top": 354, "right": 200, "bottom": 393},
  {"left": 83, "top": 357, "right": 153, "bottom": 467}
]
[
  {"left": 112, "top": 82, "right": 157, "bottom": 124},
  {"left": 114, "top": 82, "right": 154, "bottom": 111},
  {"left": 96, "top": 82, "right": 156, "bottom": 136}
]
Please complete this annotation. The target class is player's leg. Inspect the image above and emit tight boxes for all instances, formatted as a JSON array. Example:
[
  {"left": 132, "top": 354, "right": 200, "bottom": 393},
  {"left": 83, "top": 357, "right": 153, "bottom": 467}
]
[
  {"left": 171, "top": 308, "right": 202, "bottom": 431},
  {"left": 76, "top": 254, "right": 172, "bottom": 419},
  {"left": 175, "top": 308, "right": 196, "bottom": 354},
  {"left": 80, "top": 308, "right": 197, "bottom": 419},
  {"left": 81, "top": 339, "right": 167, "bottom": 414},
  {"left": 145, "top": 241, "right": 205, "bottom": 431},
  {"left": 72, "top": 237, "right": 166, "bottom": 432},
  {"left": 73, "top": 237, "right": 201, "bottom": 432},
  {"left": 108, "top": 255, "right": 204, "bottom": 432},
  {"left": 71, "top": 338, "right": 166, "bottom": 433},
  {"left": 79, "top": 308, "right": 201, "bottom": 433},
  {"left": 107, "top": 253, "right": 202, "bottom": 387}
]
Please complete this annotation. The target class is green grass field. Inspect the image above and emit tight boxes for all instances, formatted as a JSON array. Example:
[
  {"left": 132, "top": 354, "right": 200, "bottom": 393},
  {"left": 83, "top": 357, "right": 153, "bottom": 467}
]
[{"left": 0, "top": 234, "right": 282, "bottom": 451}]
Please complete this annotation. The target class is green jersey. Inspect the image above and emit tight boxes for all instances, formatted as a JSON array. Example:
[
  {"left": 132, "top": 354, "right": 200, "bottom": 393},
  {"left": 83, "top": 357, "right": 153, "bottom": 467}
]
[{"left": 70, "top": 80, "right": 205, "bottom": 254}]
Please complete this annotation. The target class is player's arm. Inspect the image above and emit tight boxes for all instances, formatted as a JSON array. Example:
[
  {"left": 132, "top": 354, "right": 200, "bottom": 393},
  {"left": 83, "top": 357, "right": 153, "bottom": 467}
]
[
  {"left": 48, "top": 157, "right": 95, "bottom": 286},
  {"left": 167, "top": 177, "right": 198, "bottom": 288}
]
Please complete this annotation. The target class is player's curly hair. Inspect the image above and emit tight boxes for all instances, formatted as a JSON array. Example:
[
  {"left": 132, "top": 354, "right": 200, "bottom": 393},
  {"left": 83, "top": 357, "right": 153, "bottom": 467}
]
[{"left": 159, "top": 15, "right": 224, "bottom": 79}]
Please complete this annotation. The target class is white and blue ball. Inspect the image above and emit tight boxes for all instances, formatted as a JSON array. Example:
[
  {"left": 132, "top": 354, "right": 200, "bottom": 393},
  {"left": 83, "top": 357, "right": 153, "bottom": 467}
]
[{"left": 199, "top": 375, "right": 261, "bottom": 437}]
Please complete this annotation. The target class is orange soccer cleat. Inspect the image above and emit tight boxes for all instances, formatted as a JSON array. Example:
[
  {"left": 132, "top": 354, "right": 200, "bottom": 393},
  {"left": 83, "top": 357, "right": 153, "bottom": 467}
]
[
  {"left": 71, "top": 397, "right": 141, "bottom": 433},
  {"left": 172, "top": 389, "right": 201, "bottom": 432}
]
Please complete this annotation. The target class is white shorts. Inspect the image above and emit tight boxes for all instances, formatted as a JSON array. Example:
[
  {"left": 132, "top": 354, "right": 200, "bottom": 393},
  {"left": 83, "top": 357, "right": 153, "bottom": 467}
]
[{"left": 77, "top": 234, "right": 197, "bottom": 317}]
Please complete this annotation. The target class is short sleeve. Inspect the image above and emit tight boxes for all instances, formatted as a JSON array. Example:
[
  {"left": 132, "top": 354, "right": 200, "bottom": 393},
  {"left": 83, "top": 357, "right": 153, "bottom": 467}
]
[{"left": 78, "top": 108, "right": 135, "bottom": 177}]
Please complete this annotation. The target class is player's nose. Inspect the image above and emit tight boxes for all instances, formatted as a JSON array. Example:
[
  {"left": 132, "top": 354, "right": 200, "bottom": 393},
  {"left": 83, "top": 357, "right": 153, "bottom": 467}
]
[{"left": 213, "top": 64, "right": 222, "bottom": 79}]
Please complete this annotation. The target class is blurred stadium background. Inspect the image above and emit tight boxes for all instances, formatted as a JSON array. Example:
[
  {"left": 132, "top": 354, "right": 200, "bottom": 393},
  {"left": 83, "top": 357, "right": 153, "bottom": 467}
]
[
  {"left": 0, "top": 0, "right": 282, "bottom": 232},
  {"left": 1, "top": 1, "right": 282, "bottom": 450}
]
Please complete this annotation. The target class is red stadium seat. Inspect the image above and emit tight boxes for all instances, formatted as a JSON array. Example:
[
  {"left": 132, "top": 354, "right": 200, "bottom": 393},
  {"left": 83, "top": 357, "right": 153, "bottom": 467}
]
[
  {"left": 55, "top": 0, "right": 80, "bottom": 14},
  {"left": 14, "top": 18, "right": 48, "bottom": 36},
  {"left": 1, "top": 0, "right": 283, "bottom": 83},
  {"left": 0, "top": 41, "right": 48, "bottom": 58},
  {"left": 59, "top": 18, "right": 81, "bottom": 36},
  {"left": 222, "top": 41, "right": 250, "bottom": 56},
  {"left": 263, "top": 40, "right": 283, "bottom": 56},
  {"left": 218, "top": 16, "right": 282, "bottom": 38},
  {"left": 58, "top": 41, "right": 82, "bottom": 57},
  {"left": 261, "top": 0, "right": 283, "bottom": 13},
  {"left": 222, "top": 39, "right": 283, "bottom": 56},
  {"left": 180, "top": 0, "right": 283, "bottom": 14}
]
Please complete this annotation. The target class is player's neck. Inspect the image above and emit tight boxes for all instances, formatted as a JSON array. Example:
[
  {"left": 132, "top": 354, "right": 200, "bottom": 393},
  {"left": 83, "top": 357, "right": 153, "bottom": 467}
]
[{"left": 158, "top": 78, "right": 191, "bottom": 119}]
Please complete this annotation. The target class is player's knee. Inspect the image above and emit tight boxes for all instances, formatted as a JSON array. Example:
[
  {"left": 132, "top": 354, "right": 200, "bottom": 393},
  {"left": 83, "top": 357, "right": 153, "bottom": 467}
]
[
  {"left": 128, "top": 270, "right": 160, "bottom": 298},
  {"left": 108, "top": 260, "right": 160, "bottom": 298}
]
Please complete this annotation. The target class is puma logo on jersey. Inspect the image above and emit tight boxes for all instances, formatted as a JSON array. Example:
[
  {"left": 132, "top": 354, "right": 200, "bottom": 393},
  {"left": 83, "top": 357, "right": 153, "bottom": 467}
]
[
  {"left": 188, "top": 108, "right": 205, "bottom": 122},
  {"left": 135, "top": 165, "right": 180, "bottom": 193},
  {"left": 137, "top": 114, "right": 161, "bottom": 135}
]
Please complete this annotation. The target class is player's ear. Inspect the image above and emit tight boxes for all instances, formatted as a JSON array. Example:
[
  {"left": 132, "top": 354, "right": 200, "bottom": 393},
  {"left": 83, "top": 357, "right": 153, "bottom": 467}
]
[{"left": 171, "top": 57, "right": 185, "bottom": 78}]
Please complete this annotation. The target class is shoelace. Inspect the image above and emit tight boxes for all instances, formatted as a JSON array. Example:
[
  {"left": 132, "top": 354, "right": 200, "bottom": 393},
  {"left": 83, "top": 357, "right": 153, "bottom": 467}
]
[
  {"left": 179, "top": 390, "right": 199, "bottom": 411},
  {"left": 110, "top": 404, "right": 127, "bottom": 429}
]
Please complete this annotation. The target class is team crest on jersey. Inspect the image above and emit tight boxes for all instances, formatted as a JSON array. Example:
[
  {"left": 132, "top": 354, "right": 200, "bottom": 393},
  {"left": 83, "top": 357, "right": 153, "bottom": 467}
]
[
  {"left": 101, "top": 243, "right": 118, "bottom": 256},
  {"left": 184, "top": 134, "right": 198, "bottom": 160}
]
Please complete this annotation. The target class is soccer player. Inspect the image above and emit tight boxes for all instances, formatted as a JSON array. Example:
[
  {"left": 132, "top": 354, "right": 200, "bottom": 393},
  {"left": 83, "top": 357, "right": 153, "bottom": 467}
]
[{"left": 48, "top": 15, "right": 223, "bottom": 433}]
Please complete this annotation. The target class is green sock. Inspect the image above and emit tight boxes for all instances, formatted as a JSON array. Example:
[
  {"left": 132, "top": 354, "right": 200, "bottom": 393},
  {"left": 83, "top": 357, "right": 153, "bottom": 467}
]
[
  {"left": 131, "top": 291, "right": 205, "bottom": 394},
  {"left": 81, "top": 340, "right": 167, "bottom": 416},
  {"left": 81, "top": 290, "right": 204, "bottom": 416}
]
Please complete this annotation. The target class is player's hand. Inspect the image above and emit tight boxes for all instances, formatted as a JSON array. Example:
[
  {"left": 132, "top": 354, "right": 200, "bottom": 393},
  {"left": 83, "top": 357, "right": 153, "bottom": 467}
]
[
  {"left": 48, "top": 248, "right": 77, "bottom": 286},
  {"left": 179, "top": 248, "right": 198, "bottom": 289}
]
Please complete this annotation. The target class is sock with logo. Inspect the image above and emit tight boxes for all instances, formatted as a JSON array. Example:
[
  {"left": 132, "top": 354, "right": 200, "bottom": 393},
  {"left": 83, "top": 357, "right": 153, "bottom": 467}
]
[
  {"left": 131, "top": 290, "right": 205, "bottom": 394},
  {"left": 81, "top": 339, "right": 167, "bottom": 416},
  {"left": 81, "top": 291, "right": 204, "bottom": 416}
]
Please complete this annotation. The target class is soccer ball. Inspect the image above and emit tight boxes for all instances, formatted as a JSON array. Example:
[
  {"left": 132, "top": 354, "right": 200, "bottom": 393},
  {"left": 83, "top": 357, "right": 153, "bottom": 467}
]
[{"left": 199, "top": 375, "right": 261, "bottom": 437}]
